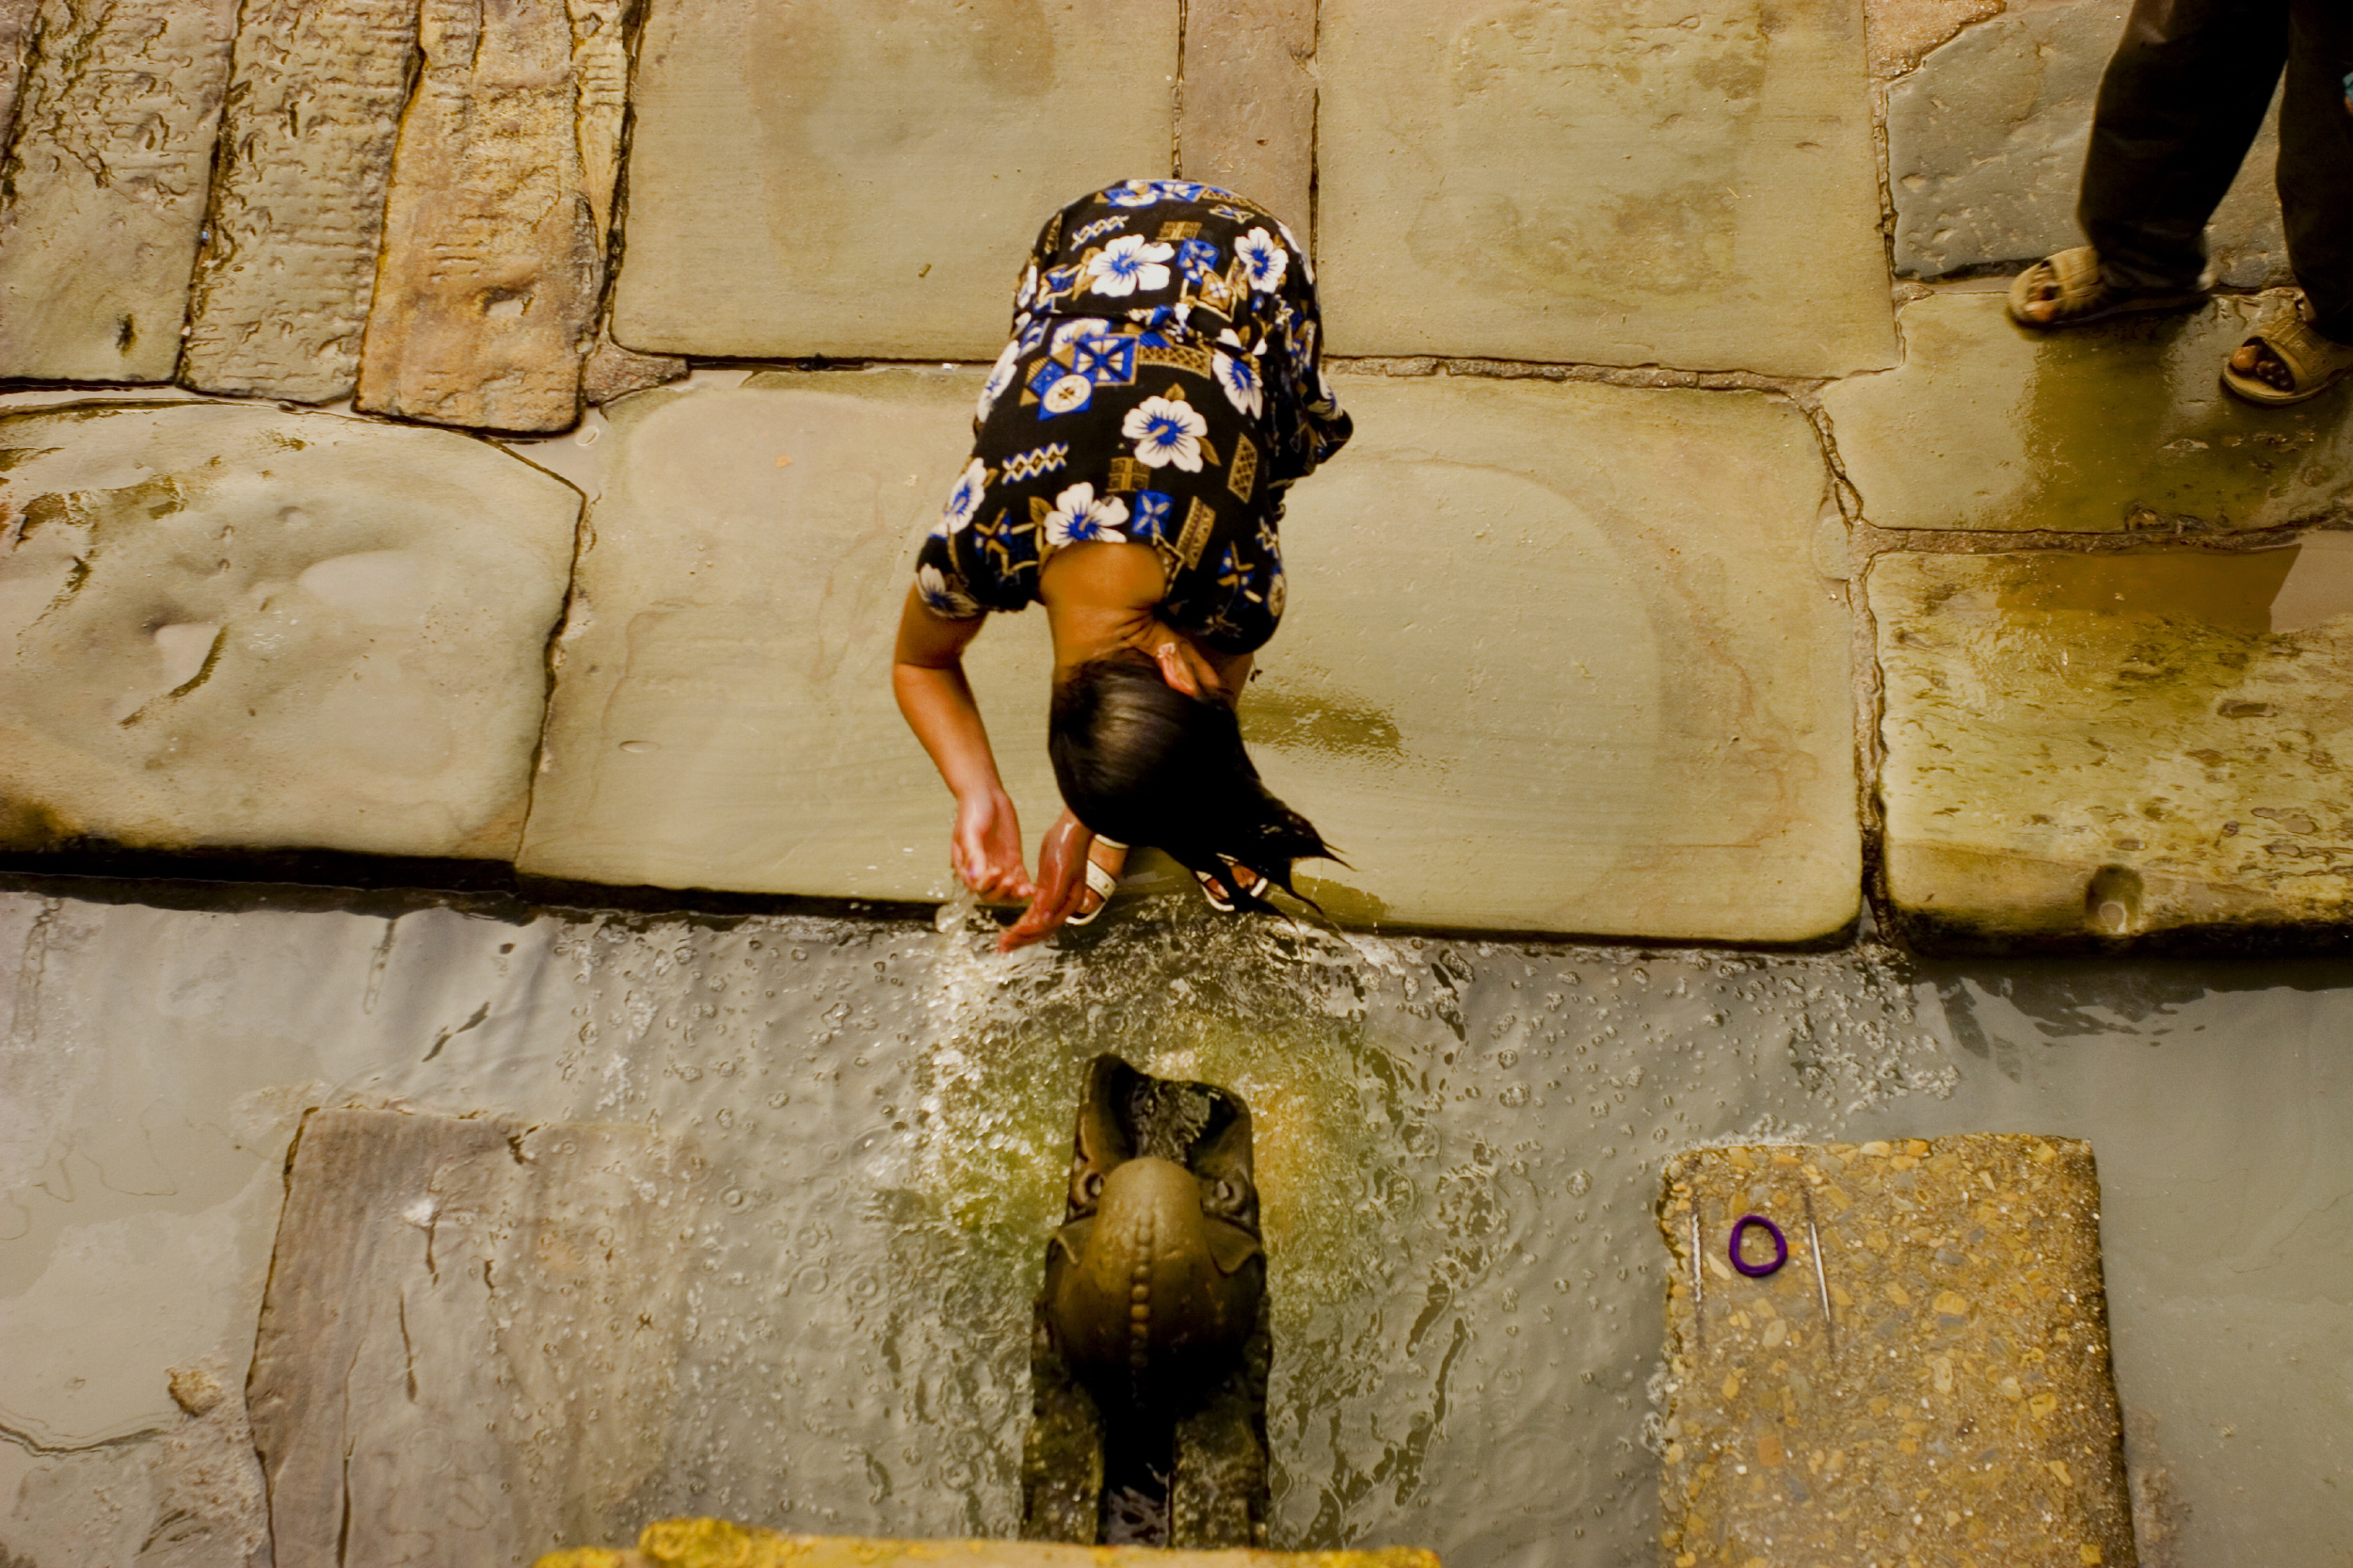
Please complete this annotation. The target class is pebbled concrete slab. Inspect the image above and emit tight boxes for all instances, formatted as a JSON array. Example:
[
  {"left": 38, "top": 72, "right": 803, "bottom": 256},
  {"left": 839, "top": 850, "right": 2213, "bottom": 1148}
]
[
  {"left": 0, "top": 402, "right": 580, "bottom": 861},
  {"left": 610, "top": 0, "right": 1179, "bottom": 361},
  {"left": 1821, "top": 292, "right": 2353, "bottom": 534},
  {"left": 523, "top": 369, "right": 1857, "bottom": 941},
  {"left": 0, "top": 0, "right": 239, "bottom": 383},
  {"left": 1888, "top": 0, "right": 2286, "bottom": 288},
  {"left": 251, "top": 1109, "right": 707, "bottom": 1568},
  {"left": 1872, "top": 542, "right": 2353, "bottom": 948},
  {"left": 180, "top": 0, "right": 419, "bottom": 403},
  {"left": 1314, "top": 0, "right": 1896, "bottom": 377},
  {"left": 1658, "top": 1135, "right": 2135, "bottom": 1568}
]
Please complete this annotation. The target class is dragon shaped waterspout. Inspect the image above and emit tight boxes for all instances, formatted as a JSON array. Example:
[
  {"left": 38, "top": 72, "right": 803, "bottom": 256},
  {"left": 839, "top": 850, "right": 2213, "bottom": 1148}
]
[{"left": 1022, "top": 1055, "right": 1271, "bottom": 1548}]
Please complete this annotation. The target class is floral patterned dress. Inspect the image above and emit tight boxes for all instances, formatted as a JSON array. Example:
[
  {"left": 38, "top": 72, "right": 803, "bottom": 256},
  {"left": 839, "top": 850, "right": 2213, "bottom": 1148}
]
[{"left": 913, "top": 179, "right": 1353, "bottom": 656}]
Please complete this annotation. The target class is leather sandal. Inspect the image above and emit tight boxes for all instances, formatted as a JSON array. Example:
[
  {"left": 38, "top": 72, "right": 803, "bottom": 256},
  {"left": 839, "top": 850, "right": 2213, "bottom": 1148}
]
[
  {"left": 2221, "top": 307, "right": 2353, "bottom": 407},
  {"left": 2007, "top": 246, "right": 2203, "bottom": 329},
  {"left": 1065, "top": 837, "right": 1125, "bottom": 928}
]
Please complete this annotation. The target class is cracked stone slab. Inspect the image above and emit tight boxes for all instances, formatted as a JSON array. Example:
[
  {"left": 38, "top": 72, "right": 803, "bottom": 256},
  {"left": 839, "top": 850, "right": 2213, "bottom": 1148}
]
[
  {"left": 1821, "top": 292, "right": 2353, "bottom": 534},
  {"left": 1865, "top": 0, "right": 2003, "bottom": 79},
  {"left": 1178, "top": 0, "right": 1315, "bottom": 232},
  {"left": 250, "top": 1108, "right": 708, "bottom": 1568},
  {"left": 1658, "top": 1135, "right": 2135, "bottom": 1568},
  {"left": 355, "top": 0, "right": 632, "bottom": 432},
  {"left": 0, "top": 0, "right": 239, "bottom": 383},
  {"left": 521, "top": 370, "right": 1858, "bottom": 940},
  {"left": 0, "top": 0, "right": 37, "bottom": 145},
  {"left": 1314, "top": 0, "right": 1897, "bottom": 377},
  {"left": 609, "top": 0, "right": 1179, "bottom": 361},
  {"left": 1888, "top": 1, "right": 2286, "bottom": 287},
  {"left": 1872, "top": 542, "right": 2353, "bottom": 947},
  {"left": 0, "top": 402, "right": 579, "bottom": 861},
  {"left": 180, "top": 0, "right": 422, "bottom": 403},
  {"left": 516, "top": 368, "right": 1064, "bottom": 900},
  {"left": 538, "top": 1520, "right": 1440, "bottom": 1568}
]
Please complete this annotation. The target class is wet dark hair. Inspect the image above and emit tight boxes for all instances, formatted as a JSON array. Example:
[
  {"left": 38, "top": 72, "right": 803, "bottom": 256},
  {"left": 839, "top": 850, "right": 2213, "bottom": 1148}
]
[{"left": 1050, "top": 648, "right": 1337, "bottom": 913}]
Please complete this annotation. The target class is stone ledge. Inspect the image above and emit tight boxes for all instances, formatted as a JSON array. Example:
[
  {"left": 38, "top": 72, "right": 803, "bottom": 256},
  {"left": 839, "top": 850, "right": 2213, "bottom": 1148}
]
[
  {"left": 540, "top": 1520, "right": 1440, "bottom": 1568},
  {"left": 1871, "top": 543, "right": 2353, "bottom": 951}
]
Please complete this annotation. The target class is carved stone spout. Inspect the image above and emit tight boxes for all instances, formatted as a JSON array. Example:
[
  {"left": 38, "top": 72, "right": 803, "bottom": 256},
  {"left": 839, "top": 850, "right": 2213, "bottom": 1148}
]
[{"left": 1022, "top": 1055, "right": 1271, "bottom": 1548}]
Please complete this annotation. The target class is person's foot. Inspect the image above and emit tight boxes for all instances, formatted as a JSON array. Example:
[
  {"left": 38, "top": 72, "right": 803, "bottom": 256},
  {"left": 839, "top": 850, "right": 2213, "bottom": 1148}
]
[
  {"left": 2007, "top": 246, "right": 2204, "bottom": 329},
  {"left": 1069, "top": 839, "right": 1127, "bottom": 924},
  {"left": 1193, "top": 859, "right": 1270, "bottom": 914},
  {"left": 2220, "top": 303, "right": 2353, "bottom": 407}
]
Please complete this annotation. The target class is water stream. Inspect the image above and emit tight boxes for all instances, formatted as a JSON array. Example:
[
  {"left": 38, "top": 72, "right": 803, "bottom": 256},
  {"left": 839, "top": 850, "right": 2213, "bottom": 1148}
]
[{"left": 1, "top": 887, "right": 2346, "bottom": 1565}]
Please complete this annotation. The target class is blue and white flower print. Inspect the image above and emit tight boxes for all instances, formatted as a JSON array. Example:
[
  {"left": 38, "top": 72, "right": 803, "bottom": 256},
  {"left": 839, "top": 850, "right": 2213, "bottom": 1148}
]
[
  {"left": 1122, "top": 395, "right": 1209, "bottom": 472},
  {"left": 1236, "top": 228, "right": 1288, "bottom": 294},
  {"left": 1212, "top": 350, "right": 1262, "bottom": 418},
  {"left": 938, "top": 458, "right": 988, "bottom": 533},
  {"left": 1051, "top": 316, "right": 1111, "bottom": 350},
  {"left": 917, "top": 562, "right": 980, "bottom": 618},
  {"left": 1041, "top": 373, "right": 1094, "bottom": 416},
  {"left": 1103, "top": 180, "right": 1164, "bottom": 207},
  {"left": 1043, "top": 482, "right": 1130, "bottom": 549},
  {"left": 1130, "top": 489, "right": 1176, "bottom": 545},
  {"left": 1086, "top": 235, "right": 1176, "bottom": 297},
  {"left": 977, "top": 340, "right": 1021, "bottom": 424},
  {"left": 1275, "top": 218, "right": 1312, "bottom": 284}
]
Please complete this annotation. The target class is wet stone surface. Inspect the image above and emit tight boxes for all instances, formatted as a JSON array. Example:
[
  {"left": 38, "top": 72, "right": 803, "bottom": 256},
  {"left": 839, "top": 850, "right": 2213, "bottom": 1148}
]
[
  {"left": 1871, "top": 544, "right": 2353, "bottom": 948},
  {"left": 1887, "top": 1, "right": 2287, "bottom": 287},
  {"left": 1315, "top": 0, "right": 1896, "bottom": 376},
  {"left": 537, "top": 1519, "right": 1439, "bottom": 1568},
  {"left": 1657, "top": 1135, "right": 2135, "bottom": 1568},
  {"left": 1822, "top": 291, "right": 2353, "bottom": 534},
  {"left": 611, "top": 0, "right": 1178, "bottom": 360},
  {"left": 0, "top": 402, "right": 580, "bottom": 860}
]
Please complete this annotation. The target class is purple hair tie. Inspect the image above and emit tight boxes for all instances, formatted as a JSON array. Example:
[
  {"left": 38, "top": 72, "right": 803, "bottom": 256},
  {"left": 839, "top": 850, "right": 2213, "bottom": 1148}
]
[{"left": 1729, "top": 1214, "right": 1787, "bottom": 1279}]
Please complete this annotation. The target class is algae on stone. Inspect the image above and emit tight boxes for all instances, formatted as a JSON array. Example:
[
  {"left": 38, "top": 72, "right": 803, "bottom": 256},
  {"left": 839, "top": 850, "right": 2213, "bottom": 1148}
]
[
  {"left": 1658, "top": 1136, "right": 2135, "bottom": 1567},
  {"left": 610, "top": 0, "right": 1180, "bottom": 361},
  {"left": 1315, "top": 0, "right": 1896, "bottom": 376},
  {"left": 180, "top": 0, "right": 421, "bottom": 402},
  {"left": 1872, "top": 544, "right": 2353, "bottom": 947},
  {"left": 1822, "top": 292, "right": 2353, "bottom": 534},
  {"left": 0, "top": 0, "right": 239, "bottom": 382},
  {"left": 1887, "top": 1, "right": 2287, "bottom": 288},
  {"left": 0, "top": 402, "right": 580, "bottom": 860}
]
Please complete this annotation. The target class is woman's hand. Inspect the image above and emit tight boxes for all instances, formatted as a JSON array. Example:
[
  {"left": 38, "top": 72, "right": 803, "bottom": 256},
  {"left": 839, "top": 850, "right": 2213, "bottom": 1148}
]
[
  {"left": 998, "top": 810, "right": 1095, "bottom": 951},
  {"left": 953, "top": 787, "right": 1035, "bottom": 904}
]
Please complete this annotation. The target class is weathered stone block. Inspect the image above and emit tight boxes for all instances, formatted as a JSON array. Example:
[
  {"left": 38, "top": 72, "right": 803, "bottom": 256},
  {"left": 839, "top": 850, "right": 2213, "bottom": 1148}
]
[
  {"left": 1315, "top": 0, "right": 1897, "bottom": 377},
  {"left": 0, "top": 402, "right": 579, "bottom": 860},
  {"left": 517, "top": 369, "right": 1063, "bottom": 899},
  {"left": 1658, "top": 1136, "right": 2135, "bottom": 1567},
  {"left": 356, "top": 0, "right": 632, "bottom": 432},
  {"left": 521, "top": 370, "right": 1857, "bottom": 940},
  {"left": 1261, "top": 374, "right": 1859, "bottom": 942},
  {"left": 1888, "top": 1, "right": 2286, "bottom": 288},
  {"left": 1178, "top": 0, "right": 1314, "bottom": 232},
  {"left": 250, "top": 1108, "right": 708, "bottom": 1568},
  {"left": 1872, "top": 543, "right": 2353, "bottom": 948},
  {"left": 609, "top": 0, "right": 1179, "bottom": 361},
  {"left": 1864, "top": 0, "right": 2003, "bottom": 79},
  {"left": 180, "top": 0, "right": 420, "bottom": 402},
  {"left": 538, "top": 1520, "right": 1440, "bottom": 1568},
  {"left": 0, "top": 0, "right": 239, "bottom": 382},
  {"left": 1821, "top": 292, "right": 2353, "bottom": 534},
  {"left": 0, "top": 0, "right": 38, "bottom": 143}
]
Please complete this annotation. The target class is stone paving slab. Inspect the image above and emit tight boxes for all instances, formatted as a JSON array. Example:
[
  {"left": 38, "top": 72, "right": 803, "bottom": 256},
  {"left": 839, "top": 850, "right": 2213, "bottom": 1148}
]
[
  {"left": 1888, "top": 0, "right": 2286, "bottom": 288},
  {"left": 355, "top": 0, "right": 629, "bottom": 432},
  {"left": 1872, "top": 543, "right": 2353, "bottom": 947},
  {"left": 610, "top": 0, "right": 1179, "bottom": 361},
  {"left": 522, "top": 370, "right": 1858, "bottom": 941},
  {"left": 0, "top": 0, "right": 239, "bottom": 383},
  {"left": 1179, "top": 0, "right": 1315, "bottom": 232},
  {"left": 250, "top": 1109, "right": 707, "bottom": 1568},
  {"left": 1314, "top": 0, "right": 1897, "bottom": 377},
  {"left": 1822, "top": 291, "right": 2353, "bottom": 534},
  {"left": 1864, "top": 0, "right": 2002, "bottom": 79},
  {"left": 180, "top": 0, "right": 419, "bottom": 403},
  {"left": 1657, "top": 1135, "right": 2135, "bottom": 1568},
  {"left": 0, "top": 402, "right": 579, "bottom": 861},
  {"left": 538, "top": 1520, "right": 1439, "bottom": 1568}
]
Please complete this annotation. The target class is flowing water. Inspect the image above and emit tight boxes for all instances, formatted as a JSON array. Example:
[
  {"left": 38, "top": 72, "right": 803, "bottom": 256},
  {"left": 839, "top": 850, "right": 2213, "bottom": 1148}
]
[{"left": 1, "top": 886, "right": 2346, "bottom": 1565}]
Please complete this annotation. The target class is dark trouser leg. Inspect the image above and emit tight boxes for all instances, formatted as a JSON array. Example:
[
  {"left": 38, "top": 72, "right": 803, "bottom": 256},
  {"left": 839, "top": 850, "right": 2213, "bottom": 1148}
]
[
  {"left": 2078, "top": 0, "right": 2289, "bottom": 293},
  {"left": 2281, "top": 0, "right": 2353, "bottom": 339}
]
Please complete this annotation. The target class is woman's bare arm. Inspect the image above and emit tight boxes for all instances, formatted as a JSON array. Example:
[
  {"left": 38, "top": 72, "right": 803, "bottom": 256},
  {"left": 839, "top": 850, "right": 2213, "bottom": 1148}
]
[{"left": 891, "top": 586, "right": 1034, "bottom": 903}]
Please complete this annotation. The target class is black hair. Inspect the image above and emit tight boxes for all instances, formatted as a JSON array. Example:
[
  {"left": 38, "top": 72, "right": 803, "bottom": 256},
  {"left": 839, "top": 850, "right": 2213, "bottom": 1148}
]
[{"left": 1049, "top": 648, "right": 1338, "bottom": 913}]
